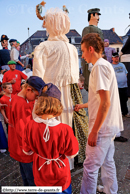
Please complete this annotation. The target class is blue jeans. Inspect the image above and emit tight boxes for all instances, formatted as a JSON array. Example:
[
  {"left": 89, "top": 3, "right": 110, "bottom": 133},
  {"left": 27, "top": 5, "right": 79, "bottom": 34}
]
[
  {"left": 19, "top": 162, "right": 35, "bottom": 186},
  {"left": 38, "top": 184, "right": 72, "bottom": 194}
]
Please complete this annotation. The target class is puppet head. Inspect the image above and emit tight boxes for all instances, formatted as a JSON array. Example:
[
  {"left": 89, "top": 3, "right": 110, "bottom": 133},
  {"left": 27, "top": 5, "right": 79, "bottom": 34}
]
[
  {"left": 36, "top": 2, "right": 70, "bottom": 41},
  {"left": 87, "top": 8, "right": 101, "bottom": 26},
  {"left": 0, "top": 35, "right": 9, "bottom": 48},
  {"left": 104, "top": 39, "right": 109, "bottom": 47}
]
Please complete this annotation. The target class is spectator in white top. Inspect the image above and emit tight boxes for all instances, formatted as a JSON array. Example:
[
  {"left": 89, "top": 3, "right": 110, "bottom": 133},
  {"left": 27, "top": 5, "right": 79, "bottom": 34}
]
[
  {"left": 22, "top": 64, "right": 32, "bottom": 78},
  {"left": 75, "top": 33, "right": 123, "bottom": 194}
]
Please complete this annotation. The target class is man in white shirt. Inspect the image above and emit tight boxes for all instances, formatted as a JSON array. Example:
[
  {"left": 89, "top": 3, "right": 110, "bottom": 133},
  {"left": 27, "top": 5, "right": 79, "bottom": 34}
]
[{"left": 75, "top": 33, "right": 123, "bottom": 194}]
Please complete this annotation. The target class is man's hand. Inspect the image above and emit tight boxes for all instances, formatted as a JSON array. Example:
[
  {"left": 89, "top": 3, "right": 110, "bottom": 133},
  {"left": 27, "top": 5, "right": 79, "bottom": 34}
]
[
  {"left": 88, "top": 131, "right": 98, "bottom": 147},
  {"left": 10, "top": 79, "right": 16, "bottom": 84},
  {"left": 5, "top": 117, "right": 9, "bottom": 124},
  {"left": 21, "top": 64, "right": 24, "bottom": 67},
  {"left": 74, "top": 102, "right": 88, "bottom": 112},
  {"left": 74, "top": 104, "right": 82, "bottom": 112}
]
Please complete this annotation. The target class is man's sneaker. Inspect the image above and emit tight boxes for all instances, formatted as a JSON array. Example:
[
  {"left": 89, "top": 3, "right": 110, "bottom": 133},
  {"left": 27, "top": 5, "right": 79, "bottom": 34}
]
[
  {"left": 114, "top": 136, "right": 128, "bottom": 142},
  {"left": 97, "top": 185, "right": 105, "bottom": 193}
]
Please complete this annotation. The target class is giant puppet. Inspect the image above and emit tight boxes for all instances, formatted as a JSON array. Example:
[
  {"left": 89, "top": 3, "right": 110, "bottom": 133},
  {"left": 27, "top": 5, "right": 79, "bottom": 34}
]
[
  {"left": 0, "top": 35, "right": 10, "bottom": 71},
  {"left": 82, "top": 8, "right": 104, "bottom": 91},
  {"left": 33, "top": 1, "right": 88, "bottom": 169}
]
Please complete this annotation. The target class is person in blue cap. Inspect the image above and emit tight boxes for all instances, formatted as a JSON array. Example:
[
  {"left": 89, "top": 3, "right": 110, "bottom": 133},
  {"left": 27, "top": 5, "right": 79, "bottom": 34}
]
[
  {"left": 10, "top": 39, "right": 25, "bottom": 71},
  {"left": 0, "top": 34, "right": 10, "bottom": 71},
  {"left": 23, "top": 83, "right": 79, "bottom": 194},
  {"left": 8, "top": 76, "right": 46, "bottom": 187}
]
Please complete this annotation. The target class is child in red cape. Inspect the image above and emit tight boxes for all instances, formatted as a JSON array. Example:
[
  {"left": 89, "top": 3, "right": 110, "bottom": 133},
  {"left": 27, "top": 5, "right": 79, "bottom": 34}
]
[
  {"left": 22, "top": 83, "right": 79, "bottom": 194},
  {"left": 9, "top": 76, "right": 46, "bottom": 187}
]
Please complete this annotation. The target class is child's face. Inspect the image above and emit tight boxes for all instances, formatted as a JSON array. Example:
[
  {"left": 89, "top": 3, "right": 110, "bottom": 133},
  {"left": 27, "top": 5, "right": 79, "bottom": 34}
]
[
  {"left": 4, "top": 85, "right": 13, "bottom": 94},
  {"left": 26, "top": 88, "right": 39, "bottom": 101},
  {"left": 78, "top": 80, "right": 84, "bottom": 88}
]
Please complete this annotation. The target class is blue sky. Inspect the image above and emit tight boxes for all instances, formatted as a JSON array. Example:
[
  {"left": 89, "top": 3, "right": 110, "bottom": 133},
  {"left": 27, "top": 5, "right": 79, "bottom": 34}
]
[{"left": 0, "top": 0, "right": 130, "bottom": 49}]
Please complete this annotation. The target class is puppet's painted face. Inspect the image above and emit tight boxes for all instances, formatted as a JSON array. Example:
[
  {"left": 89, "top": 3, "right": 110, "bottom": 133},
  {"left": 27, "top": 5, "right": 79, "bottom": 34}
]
[
  {"left": 12, "top": 41, "right": 17, "bottom": 48},
  {"left": 104, "top": 42, "right": 109, "bottom": 47},
  {"left": 17, "top": 45, "right": 20, "bottom": 51},
  {"left": 90, "top": 13, "right": 99, "bottom": 26},
  {"left": 1, "top": 39, "right": 8, "bottom": 48}
]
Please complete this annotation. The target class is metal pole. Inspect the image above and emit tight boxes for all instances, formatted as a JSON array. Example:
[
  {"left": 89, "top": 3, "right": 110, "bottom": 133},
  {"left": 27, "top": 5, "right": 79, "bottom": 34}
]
[{"left": 28, "top": 28, "right": 29, "bottom": 38}]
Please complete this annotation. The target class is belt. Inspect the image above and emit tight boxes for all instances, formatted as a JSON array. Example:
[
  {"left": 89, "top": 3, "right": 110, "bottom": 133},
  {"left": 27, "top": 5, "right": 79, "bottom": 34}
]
[{"left": 38, "top": 154, "right": 66, "bottom": 171}]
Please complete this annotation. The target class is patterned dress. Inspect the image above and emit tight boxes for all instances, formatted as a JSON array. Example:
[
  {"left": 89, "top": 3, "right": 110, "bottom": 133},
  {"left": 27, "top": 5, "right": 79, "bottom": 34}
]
[{"left": 71, "top": 84, "right": 88, "bottom": 163}]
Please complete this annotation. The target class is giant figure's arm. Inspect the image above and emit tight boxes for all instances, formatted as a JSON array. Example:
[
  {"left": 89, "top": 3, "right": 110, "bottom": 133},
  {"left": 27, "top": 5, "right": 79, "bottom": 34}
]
[
  {"left": 11, "top": 49, "right": 19, "bottom": 62},
  {"left": 33, "top": 44, "right": 47, "bottom": 79}
]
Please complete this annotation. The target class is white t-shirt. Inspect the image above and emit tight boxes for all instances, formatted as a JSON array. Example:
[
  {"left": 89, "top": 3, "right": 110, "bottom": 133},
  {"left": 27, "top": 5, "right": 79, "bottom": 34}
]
[
  {"left": 0, "top": 74, "right": 3, "bottom": 82},
  {"left": 112, "top": 62, "right": 128, "bottom": 88},
  {"left": 22, "top": 68, "right": 32, "bottom": 78},
  {"left": 88, "top": 58, "right": 124, "bottom": 137}
]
